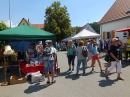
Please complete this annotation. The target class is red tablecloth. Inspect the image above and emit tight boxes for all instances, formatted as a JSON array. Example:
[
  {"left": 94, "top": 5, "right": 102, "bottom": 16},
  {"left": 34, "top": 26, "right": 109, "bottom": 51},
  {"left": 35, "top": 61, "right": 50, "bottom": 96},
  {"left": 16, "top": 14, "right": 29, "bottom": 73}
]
[
  {"left": 26, "top": 64, "right": 44, "bottom": 73},
  {"left": 18, "top": 61, "right": 57, "bottom": 75}
]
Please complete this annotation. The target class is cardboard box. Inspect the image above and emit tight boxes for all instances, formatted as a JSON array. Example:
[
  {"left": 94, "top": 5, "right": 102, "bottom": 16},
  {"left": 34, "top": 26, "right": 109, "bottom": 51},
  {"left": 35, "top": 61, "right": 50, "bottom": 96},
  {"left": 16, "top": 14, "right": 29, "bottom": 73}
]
[{"left": 10, "top": 76, "right": 27, "bottom": 85}]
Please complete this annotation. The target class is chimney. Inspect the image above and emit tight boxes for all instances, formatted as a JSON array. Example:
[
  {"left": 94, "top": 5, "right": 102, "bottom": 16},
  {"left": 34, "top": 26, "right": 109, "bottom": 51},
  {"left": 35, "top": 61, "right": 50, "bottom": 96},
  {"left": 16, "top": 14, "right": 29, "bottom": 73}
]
[{"left": 28, "top": 18, "right": 29, "bottom": 22}]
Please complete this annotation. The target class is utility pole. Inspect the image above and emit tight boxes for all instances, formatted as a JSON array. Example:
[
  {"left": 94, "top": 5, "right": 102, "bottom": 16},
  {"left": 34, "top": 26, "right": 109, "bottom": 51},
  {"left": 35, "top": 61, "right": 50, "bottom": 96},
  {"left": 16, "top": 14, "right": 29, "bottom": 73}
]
[{"left": 8, "top": 0, "right": 11, "bottom": 28}]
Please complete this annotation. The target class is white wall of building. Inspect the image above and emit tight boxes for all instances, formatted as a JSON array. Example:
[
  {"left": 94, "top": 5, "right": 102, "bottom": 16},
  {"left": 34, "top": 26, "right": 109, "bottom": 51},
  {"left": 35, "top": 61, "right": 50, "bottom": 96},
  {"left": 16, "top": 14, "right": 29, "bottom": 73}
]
[{"left": 100, "top": 17, "right": 130, "bottom": 42}]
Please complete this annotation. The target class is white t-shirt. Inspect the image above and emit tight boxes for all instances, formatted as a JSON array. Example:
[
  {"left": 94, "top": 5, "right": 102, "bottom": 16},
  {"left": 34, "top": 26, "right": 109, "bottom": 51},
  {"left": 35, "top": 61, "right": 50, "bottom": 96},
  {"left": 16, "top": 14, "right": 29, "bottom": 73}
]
[
  {"left": 28, "top": 48, "right": 34, "bottom": 58},
  {"left": 43, "top": 46, "right": 56, "bottom": 60}
]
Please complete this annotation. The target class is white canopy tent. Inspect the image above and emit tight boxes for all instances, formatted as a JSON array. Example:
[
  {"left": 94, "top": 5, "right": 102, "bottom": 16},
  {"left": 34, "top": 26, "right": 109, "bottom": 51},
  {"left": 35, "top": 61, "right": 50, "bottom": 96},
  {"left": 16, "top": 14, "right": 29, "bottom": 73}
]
[{"left": 71, "top": 29, "right": 100, "bottom": 39}]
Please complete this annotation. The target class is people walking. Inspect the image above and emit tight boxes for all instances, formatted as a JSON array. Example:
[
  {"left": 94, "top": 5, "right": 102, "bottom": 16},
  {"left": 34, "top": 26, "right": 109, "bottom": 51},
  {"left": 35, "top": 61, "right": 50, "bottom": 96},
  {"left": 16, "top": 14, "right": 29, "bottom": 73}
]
[
  {"left": 91, "top": 42, "right": 103, "bottom": 72},
  {"left": 106, "top": 38, "right": 125, "bottom": 80}
]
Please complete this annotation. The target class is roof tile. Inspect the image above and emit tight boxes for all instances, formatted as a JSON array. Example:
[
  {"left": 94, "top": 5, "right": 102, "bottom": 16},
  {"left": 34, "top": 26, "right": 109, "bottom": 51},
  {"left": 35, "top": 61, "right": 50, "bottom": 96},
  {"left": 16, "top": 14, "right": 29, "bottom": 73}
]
[{"left": 99, "top": 0, "right": 130, "bottom": 24}]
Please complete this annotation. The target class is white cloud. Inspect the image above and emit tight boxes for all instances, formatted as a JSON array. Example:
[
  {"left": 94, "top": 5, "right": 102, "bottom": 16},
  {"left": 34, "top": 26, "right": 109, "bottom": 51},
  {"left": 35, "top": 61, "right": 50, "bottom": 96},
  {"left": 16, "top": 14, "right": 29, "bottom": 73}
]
[{"left": 5, "top": 20, "right": 18, "bottom": 28}]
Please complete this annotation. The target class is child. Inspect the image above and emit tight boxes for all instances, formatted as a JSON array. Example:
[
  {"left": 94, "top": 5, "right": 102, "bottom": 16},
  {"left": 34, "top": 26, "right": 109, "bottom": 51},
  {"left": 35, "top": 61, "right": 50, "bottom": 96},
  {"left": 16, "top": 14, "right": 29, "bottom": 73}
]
[{"left": 91, "top": 43, "right": 103, "bottom": 72}]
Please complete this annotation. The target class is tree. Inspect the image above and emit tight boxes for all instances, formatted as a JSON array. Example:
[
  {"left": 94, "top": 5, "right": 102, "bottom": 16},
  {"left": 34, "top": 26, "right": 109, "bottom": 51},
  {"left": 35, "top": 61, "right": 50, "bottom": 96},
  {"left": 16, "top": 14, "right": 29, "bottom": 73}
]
[
  {"left": 72, "top": 26, "right": 81, "bottom": 32},
  {"left": 0, "top": 21, "right": 8, "bottom": 49},
  {"left": 89, "top": 22, "right": 100, "bottom": 34},
  {"left": 44, "top": 1, "right": 72, "bottom": 41},
  {"left": 0, "top": 21, "right": 8, "bottom": 31}
]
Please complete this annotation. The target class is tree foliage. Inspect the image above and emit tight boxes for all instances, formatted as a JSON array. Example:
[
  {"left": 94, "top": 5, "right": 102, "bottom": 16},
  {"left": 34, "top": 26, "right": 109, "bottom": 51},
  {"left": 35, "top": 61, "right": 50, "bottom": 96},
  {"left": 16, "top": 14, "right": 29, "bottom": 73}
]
[
  {"left": 0, "top": 21, "right": 8, "bottom": 49},
  {"left": 89, "top": 22, "right": 100, "bottom": 34},
  {"left": 0, "top": 21, "right": 8, "bottom": 31},
  {"left": 44, "top": 1, "right": 72, "bottom": 41},
  {"left": 72, "top": 26, "right": 81, "bottom": 32}
]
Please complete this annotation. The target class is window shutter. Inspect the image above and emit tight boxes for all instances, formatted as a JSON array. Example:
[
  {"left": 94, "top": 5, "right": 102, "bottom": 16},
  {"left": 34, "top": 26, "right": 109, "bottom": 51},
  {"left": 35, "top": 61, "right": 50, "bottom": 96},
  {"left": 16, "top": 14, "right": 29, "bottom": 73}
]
[
  {"left": 102, "top": 32, "right": 106, "bottom": 40},
  {"left": 111, "top": 30, "right": 115, "bottom": 38}
]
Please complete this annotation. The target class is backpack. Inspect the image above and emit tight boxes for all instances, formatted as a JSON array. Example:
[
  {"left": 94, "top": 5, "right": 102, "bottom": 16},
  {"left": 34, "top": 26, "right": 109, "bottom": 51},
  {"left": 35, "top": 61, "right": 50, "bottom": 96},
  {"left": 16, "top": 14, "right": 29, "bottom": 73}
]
[
  {"left": 82, "top": 46, "right": 88, "bottom": 57},
  {"left": 43, "top": 46, "right": 52, "bottom": 57}
]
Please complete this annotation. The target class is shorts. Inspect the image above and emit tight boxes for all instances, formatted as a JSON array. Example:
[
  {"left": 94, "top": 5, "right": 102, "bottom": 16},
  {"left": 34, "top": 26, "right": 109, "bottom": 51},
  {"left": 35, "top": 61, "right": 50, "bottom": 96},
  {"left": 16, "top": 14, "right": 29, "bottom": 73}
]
[
  {"left": 87, "top": 52, "right": 92, "bottom": 60},
  {"left": 44, "top": 60, "right": 54, "bottom": 72},
  {"left": 68, "top": 55, "right": 75, "bottom": 66},
  {"left": 92, "top": 54, "right": 99, "bottom": 60}
]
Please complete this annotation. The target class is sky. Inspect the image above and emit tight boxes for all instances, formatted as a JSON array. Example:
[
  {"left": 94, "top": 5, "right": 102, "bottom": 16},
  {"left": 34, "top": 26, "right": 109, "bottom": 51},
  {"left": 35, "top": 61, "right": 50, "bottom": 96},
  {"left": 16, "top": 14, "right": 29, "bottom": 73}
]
[{"left": 0, "top": 0, "right": 115, "bottom": 27}]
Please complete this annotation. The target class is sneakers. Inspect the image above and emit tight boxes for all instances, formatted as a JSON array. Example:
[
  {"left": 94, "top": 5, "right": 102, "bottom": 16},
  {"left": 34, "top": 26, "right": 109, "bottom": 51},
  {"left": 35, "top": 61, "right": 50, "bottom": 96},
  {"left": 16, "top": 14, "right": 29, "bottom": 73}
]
[
  {"left": 71, "top": 69, "right": 74, "bottom": 73},
  {"left": 67, "top": 68, "right": 74, "bottom": 73},
  {"left": 67, "top": 68, "right": 71, "bottom": 73}
]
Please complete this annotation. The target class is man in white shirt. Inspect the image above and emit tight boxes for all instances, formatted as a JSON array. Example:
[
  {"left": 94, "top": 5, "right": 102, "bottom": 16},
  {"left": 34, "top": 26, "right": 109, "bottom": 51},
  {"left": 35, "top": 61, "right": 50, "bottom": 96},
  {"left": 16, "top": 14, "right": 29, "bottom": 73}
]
[{"left": 43, "top": 40, "right": 57, "bottom": 84}]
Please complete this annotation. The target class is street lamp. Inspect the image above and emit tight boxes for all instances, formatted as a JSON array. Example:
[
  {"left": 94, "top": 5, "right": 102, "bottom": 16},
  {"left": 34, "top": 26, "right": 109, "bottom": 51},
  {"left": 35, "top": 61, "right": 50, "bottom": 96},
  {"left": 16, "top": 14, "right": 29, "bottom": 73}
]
[
  {"left": 1, "top": 45, "right": 14, "bottom": 86},
  {"left": 8, "top": 0, "right": 11, "bottom": 28}
]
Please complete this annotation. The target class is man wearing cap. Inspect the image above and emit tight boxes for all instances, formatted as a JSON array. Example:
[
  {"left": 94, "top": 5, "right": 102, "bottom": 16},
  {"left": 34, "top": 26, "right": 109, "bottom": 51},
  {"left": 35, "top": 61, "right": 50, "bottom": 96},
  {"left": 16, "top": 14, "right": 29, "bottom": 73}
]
[{"left": 43, "top": 40, "right": 57, "bottom": 84}]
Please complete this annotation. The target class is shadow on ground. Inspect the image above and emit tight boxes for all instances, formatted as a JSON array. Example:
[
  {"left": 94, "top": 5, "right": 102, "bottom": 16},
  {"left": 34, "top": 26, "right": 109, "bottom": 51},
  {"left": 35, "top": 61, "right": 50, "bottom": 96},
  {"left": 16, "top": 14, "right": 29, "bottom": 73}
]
[
  {"left": 24, "top": 83, "right": 51, "bottom": 94},
  {"left": 57, "top": 71, "right": 80, "bottom": 80},
  {"left": 98, "top": 78, "right": 118, "bottom": 87},
  {"left": 122, "top": 60, "right": 130, "bottom": 68},
  {"left": 65, "top": 73, "right": 82, "bottom": 80}
]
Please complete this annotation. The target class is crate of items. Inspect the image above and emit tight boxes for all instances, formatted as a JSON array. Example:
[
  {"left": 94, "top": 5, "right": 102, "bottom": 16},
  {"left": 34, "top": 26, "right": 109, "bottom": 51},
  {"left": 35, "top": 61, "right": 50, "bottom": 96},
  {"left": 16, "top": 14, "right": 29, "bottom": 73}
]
[{"left": 10, "top": 76, "right": 27, "bottom": 85}]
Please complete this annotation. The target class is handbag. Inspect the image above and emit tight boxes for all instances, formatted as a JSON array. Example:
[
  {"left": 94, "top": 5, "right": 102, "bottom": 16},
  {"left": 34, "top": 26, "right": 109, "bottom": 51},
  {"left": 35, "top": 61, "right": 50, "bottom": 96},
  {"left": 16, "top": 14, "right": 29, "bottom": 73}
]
[
  {"left": 73, "top": 51, "right": 76, "bottom": 56},
  {"left": 104, "top": 54, "right": 110, "bottom": 62}
]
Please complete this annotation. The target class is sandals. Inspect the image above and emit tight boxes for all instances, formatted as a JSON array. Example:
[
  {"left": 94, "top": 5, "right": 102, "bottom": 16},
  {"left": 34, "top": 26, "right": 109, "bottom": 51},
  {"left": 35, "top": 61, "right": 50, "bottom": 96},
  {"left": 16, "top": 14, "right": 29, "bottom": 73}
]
[
  {"left": 47, "top": 80, "right": 56, "bottom": 84},
  {"left": 52, "top": 80, "right": 56, "bottom": 84},
  {"left": 46, "top": 81, "right": 50, "bottom": 84},
  {"left": 117, "top": 77, "right": 124, "bottom": 81}
]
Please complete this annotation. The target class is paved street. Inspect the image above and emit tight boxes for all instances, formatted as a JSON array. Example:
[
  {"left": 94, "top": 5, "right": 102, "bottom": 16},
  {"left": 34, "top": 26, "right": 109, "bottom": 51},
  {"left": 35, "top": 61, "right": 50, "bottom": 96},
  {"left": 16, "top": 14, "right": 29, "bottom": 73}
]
[{"left": 0, "top": 51, "right": 130, "bottom": 97}]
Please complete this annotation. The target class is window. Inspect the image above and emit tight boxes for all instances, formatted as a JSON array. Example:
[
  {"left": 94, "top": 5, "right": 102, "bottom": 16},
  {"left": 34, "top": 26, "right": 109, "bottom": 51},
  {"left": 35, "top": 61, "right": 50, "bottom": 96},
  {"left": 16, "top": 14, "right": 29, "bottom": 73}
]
[{"left": 107, "top": 32, "right": 111, "bottom": 39}]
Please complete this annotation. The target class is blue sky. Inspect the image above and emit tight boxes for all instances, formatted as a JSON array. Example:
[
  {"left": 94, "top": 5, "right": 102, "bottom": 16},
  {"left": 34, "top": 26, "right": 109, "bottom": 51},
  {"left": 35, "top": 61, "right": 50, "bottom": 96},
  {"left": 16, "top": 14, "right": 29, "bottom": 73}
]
[{"left": 0, "top": 0, "right": 115, "bottom": 27}]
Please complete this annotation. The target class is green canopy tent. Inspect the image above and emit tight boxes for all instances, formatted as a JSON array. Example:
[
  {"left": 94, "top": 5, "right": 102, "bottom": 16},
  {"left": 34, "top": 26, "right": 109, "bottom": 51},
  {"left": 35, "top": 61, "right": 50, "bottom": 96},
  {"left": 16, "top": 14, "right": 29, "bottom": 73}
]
[{"left": 0, "top": 24, "right": 56, "bottom": 47}]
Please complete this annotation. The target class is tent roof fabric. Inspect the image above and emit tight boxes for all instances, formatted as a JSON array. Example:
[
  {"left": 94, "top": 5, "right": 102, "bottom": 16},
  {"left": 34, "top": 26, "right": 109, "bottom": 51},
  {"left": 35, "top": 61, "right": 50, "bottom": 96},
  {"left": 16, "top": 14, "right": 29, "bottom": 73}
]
[
  {"left": 62, "top": 37, "right": 71, "bottom": 42},
  {"left": 71, "top": 29, "right": 100, "bottom": 39},
  {"left": 0, "top": 25, "right": 55, "bottom": 40}
]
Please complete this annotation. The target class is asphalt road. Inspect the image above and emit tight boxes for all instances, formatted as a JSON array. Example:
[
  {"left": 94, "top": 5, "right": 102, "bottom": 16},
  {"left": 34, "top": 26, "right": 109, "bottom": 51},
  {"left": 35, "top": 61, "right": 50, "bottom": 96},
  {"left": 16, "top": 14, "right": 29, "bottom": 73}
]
[{"left": 0, "top": 51, "right": 130, "bottom": 97}]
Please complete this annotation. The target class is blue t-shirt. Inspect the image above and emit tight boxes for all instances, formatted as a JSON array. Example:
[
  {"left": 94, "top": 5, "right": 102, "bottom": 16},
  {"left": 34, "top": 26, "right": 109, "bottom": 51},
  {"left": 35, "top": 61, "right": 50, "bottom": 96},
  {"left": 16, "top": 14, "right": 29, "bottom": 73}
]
[
  {"left": 87, "top": 42, "right": 93, "bottom": 52},
  {"left": 92, "top": 46, "right": 98, "bottom": 56}
]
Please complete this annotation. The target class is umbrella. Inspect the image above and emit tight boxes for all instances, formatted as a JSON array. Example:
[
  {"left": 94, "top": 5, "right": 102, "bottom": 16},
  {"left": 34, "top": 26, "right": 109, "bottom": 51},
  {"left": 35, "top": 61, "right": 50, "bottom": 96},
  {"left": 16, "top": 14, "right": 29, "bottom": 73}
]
[{"left": 115, "top": 27, "right": 130, "bottom": 32}]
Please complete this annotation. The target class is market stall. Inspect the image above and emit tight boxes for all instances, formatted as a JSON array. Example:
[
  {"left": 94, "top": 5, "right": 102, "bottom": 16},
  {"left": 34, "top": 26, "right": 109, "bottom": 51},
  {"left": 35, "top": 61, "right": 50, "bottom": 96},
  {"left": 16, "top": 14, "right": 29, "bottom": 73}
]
[
  {"left": 71, "top": 29, "right": 100, "bottom": 39},
  {"left": 0, "top": 25, "right": 58, "bottom": 85}
]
